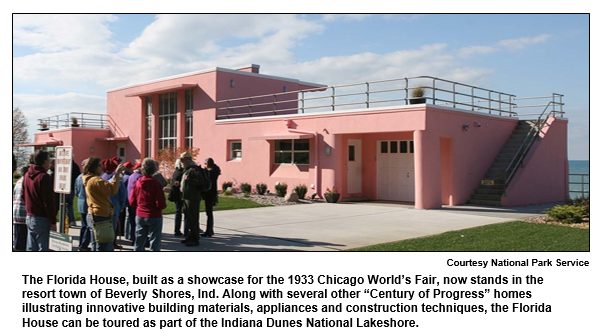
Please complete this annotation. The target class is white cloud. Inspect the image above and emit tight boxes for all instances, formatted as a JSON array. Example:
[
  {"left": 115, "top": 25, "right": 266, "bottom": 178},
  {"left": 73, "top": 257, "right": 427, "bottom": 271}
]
[
  {"left": 497, "top": 34, "right": 552, "bottom": 51},
  {"left": 13, "top": 14, "right": 117, "bottom": 52},
  {"left": 457, "top": 45, "right": 497, "bottom": 58}
]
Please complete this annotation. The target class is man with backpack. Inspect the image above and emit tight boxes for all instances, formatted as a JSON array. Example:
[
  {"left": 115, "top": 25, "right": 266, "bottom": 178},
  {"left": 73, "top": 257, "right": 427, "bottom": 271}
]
[{"left": 179, "top": 152, "right": 211, "bottom": 247}]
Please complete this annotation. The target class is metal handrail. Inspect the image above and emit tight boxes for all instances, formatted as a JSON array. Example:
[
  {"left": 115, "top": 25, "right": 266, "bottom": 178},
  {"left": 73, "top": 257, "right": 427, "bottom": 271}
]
[
  {"left": 37, "top": 112, "right": 125, "bottom": 138},
  {"left": 216, "top": 75, "right": 518, "bottom": 119},
  {"left": 569, "top": 173, "right": 589, "bottom": 199},
  {"left": 503, "top": 100, "right": 557, "bottom": 188}
]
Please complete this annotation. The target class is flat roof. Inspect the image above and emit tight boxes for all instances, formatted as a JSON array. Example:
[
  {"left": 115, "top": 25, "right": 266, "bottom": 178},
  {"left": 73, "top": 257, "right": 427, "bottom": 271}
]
[{"left": 108, "top": 65, "right": 327, "bottom": 93}]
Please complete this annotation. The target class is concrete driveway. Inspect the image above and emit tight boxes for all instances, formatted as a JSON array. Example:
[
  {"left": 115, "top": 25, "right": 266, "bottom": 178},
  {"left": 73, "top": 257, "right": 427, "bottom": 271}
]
[{"left": 68, "top": 202, "right": 554, "bottom": 251}]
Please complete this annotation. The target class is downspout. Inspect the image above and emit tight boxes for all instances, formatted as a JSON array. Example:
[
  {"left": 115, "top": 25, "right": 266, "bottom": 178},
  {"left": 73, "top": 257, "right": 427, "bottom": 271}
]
[{"left": 284, "top": 120, "right": 320, "bottom": 196}]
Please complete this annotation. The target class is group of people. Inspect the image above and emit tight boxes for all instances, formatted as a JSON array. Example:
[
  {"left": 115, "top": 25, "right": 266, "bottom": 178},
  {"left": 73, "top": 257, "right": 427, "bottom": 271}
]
[{"left": 12, "top": 150, "right": 220, "bottom": 252}]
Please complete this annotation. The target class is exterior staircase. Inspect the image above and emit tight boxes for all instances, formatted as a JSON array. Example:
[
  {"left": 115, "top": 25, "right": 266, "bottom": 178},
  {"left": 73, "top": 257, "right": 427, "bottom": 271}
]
[{"left": 467, "top": 120, "right": 539, "bottom": 206}]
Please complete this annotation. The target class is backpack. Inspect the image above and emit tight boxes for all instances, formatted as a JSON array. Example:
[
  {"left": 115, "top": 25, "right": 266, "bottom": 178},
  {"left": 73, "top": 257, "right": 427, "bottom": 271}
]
[{"left": 189, "top": 166, "right": 212, "bottom": 193}]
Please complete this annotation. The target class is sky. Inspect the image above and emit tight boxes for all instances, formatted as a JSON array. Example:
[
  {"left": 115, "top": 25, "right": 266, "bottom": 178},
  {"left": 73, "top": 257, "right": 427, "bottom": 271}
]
[{"left": 12, "top": 14, "right": 589, "bottom": 159}]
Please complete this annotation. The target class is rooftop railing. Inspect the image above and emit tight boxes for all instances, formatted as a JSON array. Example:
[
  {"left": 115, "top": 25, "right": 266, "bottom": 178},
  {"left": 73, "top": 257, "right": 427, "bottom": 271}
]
[
  {"left": 216, "top": 76, "right": 520, "bottom": 119},
  {"left": 216, "top": 76, "right": 565, "bottom": 120},
  {"left": 37, "top": 112, "right": 126, "bottom": 138}
]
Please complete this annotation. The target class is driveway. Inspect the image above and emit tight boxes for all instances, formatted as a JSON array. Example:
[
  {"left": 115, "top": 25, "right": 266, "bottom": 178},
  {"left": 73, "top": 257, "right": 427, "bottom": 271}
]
[{"left": 68, "top": 202, "right": 553, "bottom": 251}]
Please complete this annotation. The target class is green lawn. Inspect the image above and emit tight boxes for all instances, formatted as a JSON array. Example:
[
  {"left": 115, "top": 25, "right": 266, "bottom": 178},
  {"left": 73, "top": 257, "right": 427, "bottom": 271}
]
[
  {"left": 349, "top": 221, "right": 590, "bottom": 252},
  {"left": 66, "top": 195, "right": 268, "bottom": 221}
]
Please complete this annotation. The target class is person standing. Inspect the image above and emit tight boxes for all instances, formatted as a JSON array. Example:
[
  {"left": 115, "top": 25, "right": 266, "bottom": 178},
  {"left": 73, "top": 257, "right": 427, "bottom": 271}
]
[
  {"left": 74, "top": 159, "right": 91, "bottom": 251},
  {"left": 201, "top": 158, "right": 221, "bottom": 237},
  {"left": 12, "top": 165, "right": 30, "bottom": 251},
  {"left": 83, "top": 157, "right": 124, "bottom": 252},
  {"left": 126, "top": 163, "right": 143, "bottom": 243},
  {"left": 169, "top": 159, "right": 188, "bottom": 236},
  {"left": 129, "top": 158, "right": 166, "bottom": 251},
  {"left": 179, "top": 152, "right": 204, "bottom": 247},
  {"left": 67, "top": 159, "right": 81, "bottom": 228},
  {"left": 101, "top": 158, "right": 127, "bottom": 249},
  {"left": 22, "top": 150, "right": 56, "bottom": 251}
]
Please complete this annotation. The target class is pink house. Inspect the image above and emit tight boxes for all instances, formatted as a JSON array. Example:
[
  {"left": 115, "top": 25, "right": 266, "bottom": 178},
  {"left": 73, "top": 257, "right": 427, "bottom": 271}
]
[{"left": 28, "top": 64, "right": 569, "bottom": 209}]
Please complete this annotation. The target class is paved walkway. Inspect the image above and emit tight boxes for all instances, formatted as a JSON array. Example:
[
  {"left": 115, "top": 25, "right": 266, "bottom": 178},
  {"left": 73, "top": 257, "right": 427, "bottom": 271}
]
[{"left": 68, "top": 201, "right": 555, "bottom": 251}]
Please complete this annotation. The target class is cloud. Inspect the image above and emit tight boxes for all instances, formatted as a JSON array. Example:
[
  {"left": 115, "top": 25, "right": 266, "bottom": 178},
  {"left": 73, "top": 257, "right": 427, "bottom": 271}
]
[
  {"left": 13, "top": 14, "right": 117, "bottom": 52},
  {"left": 457, "top": 45, "right": 497, "bottom": 58},
  {"left": 497, "top": 34, "right": 552, "bottom": 51}
]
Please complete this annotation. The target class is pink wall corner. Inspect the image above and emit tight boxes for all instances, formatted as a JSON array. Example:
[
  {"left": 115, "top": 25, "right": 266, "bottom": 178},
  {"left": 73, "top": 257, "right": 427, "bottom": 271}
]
[
  {"left": 425, "top": 108, "right": 518, "bottom": 207},
  {"left": 502, "top": 118, "right": 569, "bottom": 206}
]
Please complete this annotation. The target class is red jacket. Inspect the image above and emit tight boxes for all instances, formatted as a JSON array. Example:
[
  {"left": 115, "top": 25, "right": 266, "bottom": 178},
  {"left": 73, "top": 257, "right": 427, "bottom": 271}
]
[
  {"left": 22, "top": 165, "right": 56, "bottom": 224},
  {"left": 129, "top": 176, "right": 166, "bottom": 218}
]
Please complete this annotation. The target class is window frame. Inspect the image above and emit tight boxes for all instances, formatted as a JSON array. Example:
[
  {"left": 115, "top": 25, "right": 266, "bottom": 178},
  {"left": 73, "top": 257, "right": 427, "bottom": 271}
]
[
  {"left": 229, "top": 140, "right": 242, "bottom": 161},
  {"left": 274, "top": 139, "right": 310, "bottom": 165},
  {"left": 158, "top": 92, "right": 177, "bottom": 150}
]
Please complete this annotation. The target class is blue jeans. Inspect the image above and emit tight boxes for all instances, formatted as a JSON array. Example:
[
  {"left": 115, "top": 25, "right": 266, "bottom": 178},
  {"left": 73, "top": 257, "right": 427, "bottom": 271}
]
[
  {"left": 174, "top": 200, "right": 189, "bottom": 235},
  {"left": 26, "top": 216, "right": 51, "bottom": 251},
  {"left": 88, "top": 214, "right": 114, "bottom": 252},
  {"left": 79, "top": 212, "right": 91, "bottom": 249},
  {"left": 134, "top": 216, "right": 163, "bottom": 251},
  {"left": 67, "top": 202, "right": 76, "bottom": 226}
]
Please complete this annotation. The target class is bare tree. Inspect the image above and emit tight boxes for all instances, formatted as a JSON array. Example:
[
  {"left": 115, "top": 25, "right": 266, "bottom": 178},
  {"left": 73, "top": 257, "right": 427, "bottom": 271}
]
[{"left": 13, "top": 107, "right": 30, "bottom": 169}]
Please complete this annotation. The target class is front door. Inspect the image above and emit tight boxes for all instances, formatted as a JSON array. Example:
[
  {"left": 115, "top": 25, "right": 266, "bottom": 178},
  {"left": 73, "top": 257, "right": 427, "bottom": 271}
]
[
  {"left": 377, "top": 140, "right": 415, "bottom": 202},
  {"left": 347, "top": 139, "right": 362, "bottom": 194},
  {"left": 116, "top": 144, "right": 126, "bottom": 162}
]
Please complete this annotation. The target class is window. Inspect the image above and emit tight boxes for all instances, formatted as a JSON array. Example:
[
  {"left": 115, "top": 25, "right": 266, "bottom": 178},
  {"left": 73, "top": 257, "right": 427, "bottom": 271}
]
[
  {"left": 275, "top": 139, "right": 310, "bottom": 165},
  {"left": 348, "top": 145, "right": 355, "bottom": 161},
  {"left": 144, "top": 96, "right": 152, "bottom": 158},
  {"left": 158, "top": 92, "right": 177, "bottom": 150},
  {"left": 390, "top": 141, "right": 398, "bottom": 153},
  {"left": 400, "top": 141, "right": 408, "bottom": 153},
  {"left": 229, "top": 141, "right": 242, "bottom": 160},
  {"left": 185, "top": 89, "right": 193, "bottom": 149},
  {"left": 380, "top": 141, "right": 388, "bottom": 154}
]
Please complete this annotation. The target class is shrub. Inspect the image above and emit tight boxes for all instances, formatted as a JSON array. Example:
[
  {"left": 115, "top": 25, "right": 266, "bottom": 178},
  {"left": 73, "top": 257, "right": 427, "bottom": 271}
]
[
  {"left": 275, "top": 183, "right": 288, "bottom": 197},
  {"left": 240, "top": 182, "right": 252, "bottom": 194},
  {"left": 546, "top": 205, "right": 587, "bottom": 224},
  {"left": 223, "top": 189, "right": 233, "bottom": 196},
  {"left": 13, "top": 172, "right": 22, "bottom": 180},
  {"left": 256, "top": 183, "right": 268, "bottom": 195},
  {"left": 222, "top": 181, "right": 233, "bottom": 191},
  {"left": 294, "top": 184, "right": 308, "bottom": 199},
  {"left": 243, "top": 191, "right": 250, "bottom": 197},
  {"left": 566, "top": 196, "right": 590, "bottom": 216}
]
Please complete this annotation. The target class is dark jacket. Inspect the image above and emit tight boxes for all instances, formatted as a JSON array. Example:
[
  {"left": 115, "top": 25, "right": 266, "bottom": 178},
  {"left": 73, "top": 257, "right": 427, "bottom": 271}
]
[
  {"left": 169, "top": 168, "right": 185, "bottom": 202},
  {"left": 181, "top": 166, "right": 205, "bottom": 202},
  {"left": 202, "top": 164, "right": 221, "bottom": 200},
  {"left": 22, "top": 165, "right": 57, "bottom": 223}
]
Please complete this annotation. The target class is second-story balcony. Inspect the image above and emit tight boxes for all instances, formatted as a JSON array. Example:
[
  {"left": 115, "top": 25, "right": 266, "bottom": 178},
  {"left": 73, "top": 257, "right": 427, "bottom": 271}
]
[{"left": 37, "top": 112, "right": 127, "bottom": 139}]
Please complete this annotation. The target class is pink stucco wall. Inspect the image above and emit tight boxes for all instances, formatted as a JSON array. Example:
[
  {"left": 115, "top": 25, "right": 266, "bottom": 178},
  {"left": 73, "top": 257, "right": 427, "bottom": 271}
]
[
  {"left": 502, "top": 117, "right": 569, "bottom": 206},
  {"left": 34, "top": 128, "right": 112, "bottom": 171}
]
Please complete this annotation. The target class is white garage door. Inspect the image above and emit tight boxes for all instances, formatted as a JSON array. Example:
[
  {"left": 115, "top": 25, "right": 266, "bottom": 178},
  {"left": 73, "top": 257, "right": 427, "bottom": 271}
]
[{"left": 377, "top": 140, "right": 415, "bottom": 202}]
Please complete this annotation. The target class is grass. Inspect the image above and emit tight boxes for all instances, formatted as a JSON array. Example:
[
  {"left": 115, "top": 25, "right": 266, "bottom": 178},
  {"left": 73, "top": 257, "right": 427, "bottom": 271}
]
[
  {"left": 65, "top": 194, "right": 269, "bottom": 221},
  {"left": 162, "top": 195, "right": 270, "bottom": 215},
  {"left": 349, "top": 221, "right": 590, "bottom": 252}
]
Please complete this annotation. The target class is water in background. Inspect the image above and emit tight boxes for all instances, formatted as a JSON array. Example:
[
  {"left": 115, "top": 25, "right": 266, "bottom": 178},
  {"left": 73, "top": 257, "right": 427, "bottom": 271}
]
[{"left": 569, "top": 160, "right": 589, "bottom": 199}]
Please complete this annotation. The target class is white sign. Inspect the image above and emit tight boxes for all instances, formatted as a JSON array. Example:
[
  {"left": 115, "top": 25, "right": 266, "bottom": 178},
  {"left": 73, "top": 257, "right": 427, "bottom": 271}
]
[
  {"left": 49, "top": 231, "right": 73, "bottom": 251},
  {"left": 53, "top": 146, "right": 73, "bottom": 194}
]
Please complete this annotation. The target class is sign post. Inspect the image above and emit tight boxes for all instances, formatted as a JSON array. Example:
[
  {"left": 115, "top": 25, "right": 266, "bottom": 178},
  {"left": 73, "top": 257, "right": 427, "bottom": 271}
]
[{"left": 52, "top": 146, "right": 74, "bottom": 251}]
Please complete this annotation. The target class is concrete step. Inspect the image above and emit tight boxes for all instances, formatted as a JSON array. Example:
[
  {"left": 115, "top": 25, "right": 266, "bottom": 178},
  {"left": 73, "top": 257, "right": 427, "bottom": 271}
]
[
  {"left": 474, "top": 188, "right": 504, "bottom": 196},
  {"left": 470, "top": 194, "right": 503, "bottom": 201},
  {"left": 467, "top": 199, "right": 502, "bottom": 206}
]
